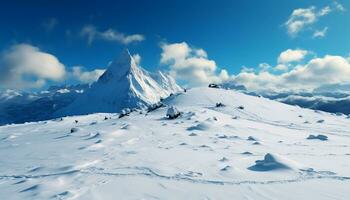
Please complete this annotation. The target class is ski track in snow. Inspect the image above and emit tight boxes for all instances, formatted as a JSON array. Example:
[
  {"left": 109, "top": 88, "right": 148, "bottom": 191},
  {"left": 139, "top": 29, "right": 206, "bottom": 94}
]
[{"left": 2, "top": 165, "right": 350, "bottom": 186}]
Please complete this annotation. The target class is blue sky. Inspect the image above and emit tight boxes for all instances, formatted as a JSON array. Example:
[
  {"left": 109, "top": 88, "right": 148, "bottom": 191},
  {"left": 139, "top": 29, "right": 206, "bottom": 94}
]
[{"left": 0, "top": 0, "right": 349, "bottom": 91}]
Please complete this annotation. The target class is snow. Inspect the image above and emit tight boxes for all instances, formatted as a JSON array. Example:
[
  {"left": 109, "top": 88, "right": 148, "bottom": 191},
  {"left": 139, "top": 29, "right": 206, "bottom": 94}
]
[
  {"left": 0, "top": 84, "right": 90, "bottom": 125},
  {"left": 166, "top": 106, "right": 180, "bottom": 119},
  {"left": 307, "top": 134, "right": 328, "bottom": 141},
  {"left": 55, "top": 49, "right": 182, "bottom": 117},
  {"left": 56, "top": 89, "right": 70, "bottom": 94},
  {"left": 1, "top": 87, "right": 350, "bottom": 199}
]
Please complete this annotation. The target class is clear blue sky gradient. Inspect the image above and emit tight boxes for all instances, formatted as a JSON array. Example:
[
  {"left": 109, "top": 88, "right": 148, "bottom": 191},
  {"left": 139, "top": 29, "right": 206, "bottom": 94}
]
[{"left": 1, "top": 0, "right": 349, "bottom": 80}]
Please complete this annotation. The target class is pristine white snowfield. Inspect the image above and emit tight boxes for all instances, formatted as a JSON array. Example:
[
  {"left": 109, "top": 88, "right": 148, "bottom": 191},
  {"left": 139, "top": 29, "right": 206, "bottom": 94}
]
[{"left": 1, "top": 87, "right": 350, "bottom": 200}]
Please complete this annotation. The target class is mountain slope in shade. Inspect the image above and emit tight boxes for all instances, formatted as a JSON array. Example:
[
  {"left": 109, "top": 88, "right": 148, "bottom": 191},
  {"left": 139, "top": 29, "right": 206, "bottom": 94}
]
[
  {"left": 55, "top": 50, "right": 182, "bottom": 117},
  {"left": 0, "top": 84, "right": 89, "bottom": 125}
]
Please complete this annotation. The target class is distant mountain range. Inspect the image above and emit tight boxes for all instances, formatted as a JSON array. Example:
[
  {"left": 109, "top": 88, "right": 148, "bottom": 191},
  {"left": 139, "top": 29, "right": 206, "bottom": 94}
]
[
  {"left": 0, "top": 50, "right": 182, "bottom": 125},
  {"left": 219, "top": 82, "right": 350, "bottom": 116},
  {"left": 1, "top": 49, "right": 350, "bottom": 125}
]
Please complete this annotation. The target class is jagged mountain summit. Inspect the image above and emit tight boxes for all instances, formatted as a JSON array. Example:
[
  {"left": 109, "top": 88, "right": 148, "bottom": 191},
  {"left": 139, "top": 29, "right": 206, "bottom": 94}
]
[
  {"left": 55, "top": 49, "right": 182, "bottom": 117},
  {"left": 0, "top": 50, "right": 181, "bottom": 125}
]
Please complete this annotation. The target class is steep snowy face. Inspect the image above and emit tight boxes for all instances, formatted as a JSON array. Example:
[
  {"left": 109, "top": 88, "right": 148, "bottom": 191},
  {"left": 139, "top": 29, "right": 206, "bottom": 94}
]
[
  {"left": 97, "top": 49, "right": 137, "bottom": 83},
  {"left": 150, "top": 71, "right": 183, "bottom": 94},
  {"left": 55, "top": 49, "right": 182, "bottom": 116}
]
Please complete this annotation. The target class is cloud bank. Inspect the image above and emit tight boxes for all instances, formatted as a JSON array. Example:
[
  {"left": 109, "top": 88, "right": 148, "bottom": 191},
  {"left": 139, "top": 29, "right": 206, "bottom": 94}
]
[
  {"left": 0, "top": 44, "right": 110, "bottom": 90},
  {"left": 160, "top": 42, "right": 228, "bottom": 86},
  {"left": 232, "top": 53, "right": 350, "bottom": 92},
  {"left": 159, "top": 42, "right": 350, "bottom": 92},
  {"left": 0, "top": 44, "right": 66, "bottom": 89}
]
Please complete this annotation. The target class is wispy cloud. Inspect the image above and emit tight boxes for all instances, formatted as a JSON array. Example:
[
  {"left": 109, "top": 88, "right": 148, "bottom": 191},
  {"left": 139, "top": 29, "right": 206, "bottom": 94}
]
[
  {"left": 334, "top": 1, "right": 346, "bottom": 12},
  {"left": 313, "top": 27, "right": 329, "bottom": 38},
  {"left": 285, "top": 1, "right": 345, "bottom": 38},
  {"left": 71, "top": 66, "right": 105, "bottom": 83},
  {"left": 81, "top": 25, "right": 145, "bottom": 45}
]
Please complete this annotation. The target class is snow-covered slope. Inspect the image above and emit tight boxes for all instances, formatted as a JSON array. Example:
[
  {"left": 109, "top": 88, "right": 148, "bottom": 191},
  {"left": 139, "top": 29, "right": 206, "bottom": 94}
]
[
  {"left": 1, "top": 87, "right": 350, "bottom": 199},
  {"left": 55, "top": 50, "right": 182, "bottom": 117}
]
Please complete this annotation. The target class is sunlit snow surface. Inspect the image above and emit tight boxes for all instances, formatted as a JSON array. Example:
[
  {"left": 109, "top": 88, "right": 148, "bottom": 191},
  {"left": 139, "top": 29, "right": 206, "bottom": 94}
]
[{"left": 1, "top": 88, "right": 350, "bottom": 200}]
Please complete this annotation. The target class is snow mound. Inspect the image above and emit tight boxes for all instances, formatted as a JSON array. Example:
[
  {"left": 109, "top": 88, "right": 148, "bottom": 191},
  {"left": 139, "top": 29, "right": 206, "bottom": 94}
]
[
  {"left": 248, "top": 153, "right": 296, "bottom": 171},
  {"left": 307, "top": 134, "right": 328, "bottom": 141},
  {"left": 55, "top": 49, "right": 182, "bottom": 117},
  {"left": 187, "top": 122, "right": 211, "bottom": 131},
  {"left": 166, "top": 106, "right": 180, "bottom": 119}
]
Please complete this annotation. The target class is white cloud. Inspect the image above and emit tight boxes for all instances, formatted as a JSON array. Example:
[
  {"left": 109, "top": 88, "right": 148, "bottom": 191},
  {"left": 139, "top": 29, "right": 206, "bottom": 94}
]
[
  {"left": 195, "top": 49, "right": 208, "bottom": 58},
  {"left": 319, "top": 6, "right": 331, "bottom": 16},
  {"left": 232, "top": 55, "right": 350, "bottom": 92},
  {"left": 160, "top": 42, "right": 228, "bottom": 86},
  {"left": 334, "top": 1, "right": 346, "bottom": 11},
  {"left": 0, "top": 44, "right": 66, "bottom": 89},
  {"left": 313, "top": 27, "right": 328, "bottom": 38},
  {"left": 160, "top": 42, "right": 191, "bottom": 63},
  {"left": 278, "top": 49, "right": 308, "bottom": 64},
  {"left": 241, "top": 66, "right": 255, "bottom": 73},
  {"left": 274, "top": 64, "right": 289, "bottom": 71},
  {"left": 71, "top": 66, "right": 105, "bottom": 84},
  {"left": 285, "top": 2, "right": 345, "bottom": 37},
  {"left": 258, "top": 63, "right": 271, "bottom": 71},
  {"left": 285, "top": 6, "right": 317, "bottom": 37},
  {"left": 81, "top": 25, "right": 145, "bottom": 45},
  {"left": 132, "top": 54, "right": 141, "bottom": 66}
]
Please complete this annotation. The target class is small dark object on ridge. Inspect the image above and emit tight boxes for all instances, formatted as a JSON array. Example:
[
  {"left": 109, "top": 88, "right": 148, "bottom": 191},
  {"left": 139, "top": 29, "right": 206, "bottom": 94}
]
[
  {"left": 119, "top": 108, "right": 131, "bottom": 118},
  {"left": 147, "top": 102, "right": 165, "bottom": 113},
  {"left": 70, "top": 128, "right": 79, "bottom": 133},
  {"left": 216, "top": 102, "right": 224, "bottom": 107},
  {"left": 104, "top": 116, "right": 108, "bottom": 120},
  {"left": 208, "top": 83, "right": 219, "bottom": 88},
  {"left": 238, "top": 106, "right": 244, "bottom": 110},
  {"left": 307, "top": 134, "right": 328, "bottom": 141},
  {"left": 75, "top": 120, "right": 78, "bottom": 124},
  {"left": 166, "top": 106, "right": 181, "bottom": 119}
]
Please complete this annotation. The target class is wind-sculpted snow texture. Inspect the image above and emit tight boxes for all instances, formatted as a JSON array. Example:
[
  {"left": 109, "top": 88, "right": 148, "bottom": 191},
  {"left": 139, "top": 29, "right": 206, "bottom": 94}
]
[{"left": 1, "top": 88, "right": 350, "bottom": 199}]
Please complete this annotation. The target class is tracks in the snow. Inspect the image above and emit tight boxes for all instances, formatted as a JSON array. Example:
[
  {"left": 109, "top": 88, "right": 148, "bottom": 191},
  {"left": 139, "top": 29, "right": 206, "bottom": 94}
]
[{"left": 1, "top": 166, "right": 349, "bottom": 186}]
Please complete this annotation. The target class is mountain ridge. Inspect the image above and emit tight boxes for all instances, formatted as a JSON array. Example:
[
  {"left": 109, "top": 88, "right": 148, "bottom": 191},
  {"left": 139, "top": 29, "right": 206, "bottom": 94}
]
[{"left": 54, "top": 49, "right": 182, "bottom": 117}]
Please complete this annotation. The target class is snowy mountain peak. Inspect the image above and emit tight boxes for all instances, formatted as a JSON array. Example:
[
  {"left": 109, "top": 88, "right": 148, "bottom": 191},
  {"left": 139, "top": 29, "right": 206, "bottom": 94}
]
[
  {"left": 98, "top": 49, "right": 136, "bottom": 83},
  {"left": 54, "top": 50, "right": 182, "bottom": 117}
]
